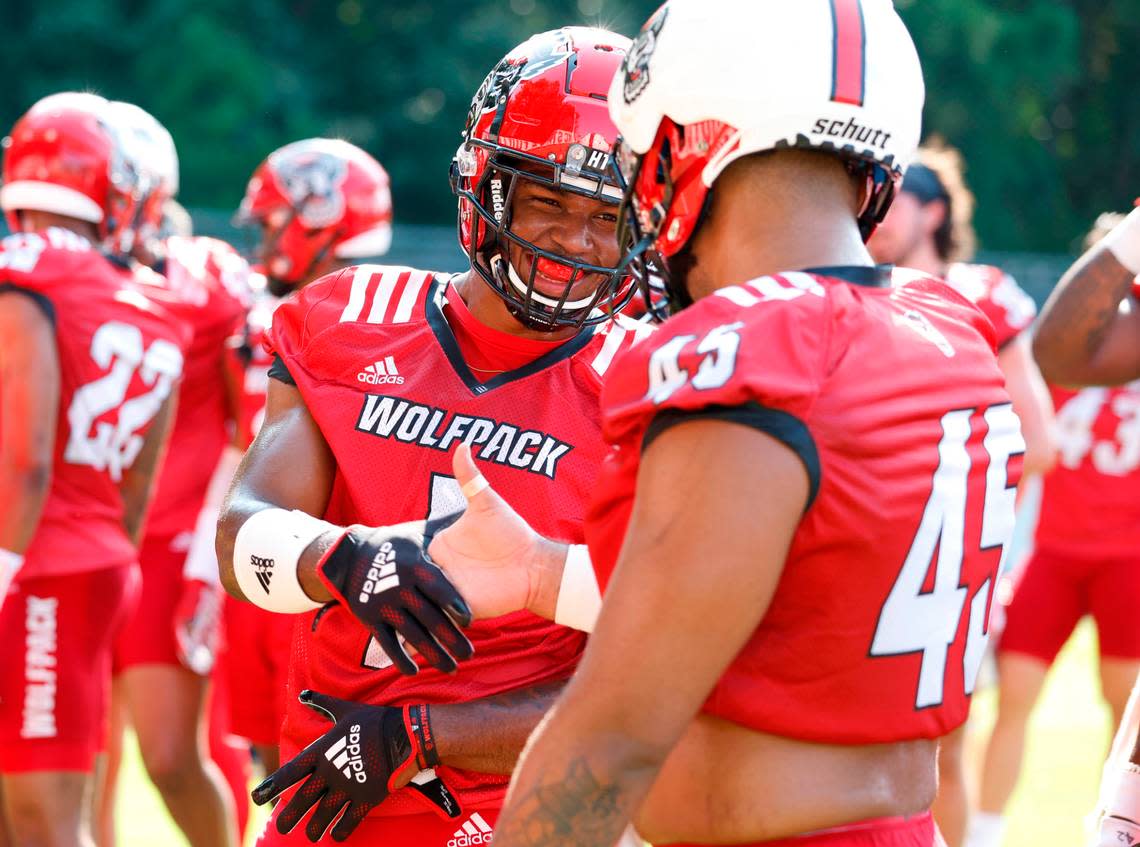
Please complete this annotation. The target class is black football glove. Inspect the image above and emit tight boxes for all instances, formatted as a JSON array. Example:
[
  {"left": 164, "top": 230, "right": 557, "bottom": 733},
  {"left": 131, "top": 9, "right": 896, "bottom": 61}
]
[
  {"left": 317, "top": 523, "right": 474, "bottom": 674},
  {"left": 251, "top": 690, "right": 461, "bottom": 842}
]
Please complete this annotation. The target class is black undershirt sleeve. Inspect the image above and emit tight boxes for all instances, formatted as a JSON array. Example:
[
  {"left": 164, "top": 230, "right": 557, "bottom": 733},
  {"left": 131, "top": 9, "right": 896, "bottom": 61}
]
[
  {"left": 0, "top": 283, "right": 56, "bottom": 328},
  {"left": 267, "top": 354, "right": 297, "bottom": 386},
  {"left": 643, "top": 401, "right": 821, "bottom": 511}
]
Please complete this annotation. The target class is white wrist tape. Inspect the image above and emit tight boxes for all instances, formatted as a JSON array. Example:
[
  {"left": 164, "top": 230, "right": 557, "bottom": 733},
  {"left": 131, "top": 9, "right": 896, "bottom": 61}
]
[
  {"left": 554, "top": 544, "right": 601, "bottom": 633},
  {"left": 233, "top": 508, "right": 339, "bottom": 613},
  {"left": 1103, "top": 207, "right": 1140, "bottom": 275},
  {"left": 1103, "top": 764, "right": 1140, "bottom": 824},
  {"left": 0, "top": 548, "right": 24, "bottom": 603}
]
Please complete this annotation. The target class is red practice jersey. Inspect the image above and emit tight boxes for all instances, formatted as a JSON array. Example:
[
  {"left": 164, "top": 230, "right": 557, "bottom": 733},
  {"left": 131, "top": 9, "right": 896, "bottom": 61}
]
[
  {"left": 141, "top": 236, "right": 251, "bottom": 538},
  {"left": 0, "top": 228, "right": 190, "bottom": 579},
  {"left": 1039, "top": 380, "right": 1140, "bottom": 559},
  {"left": 588, "top": 266, "right": 1024, "bottom": 744},
  {"left": 233, "top": 276, "right": 284, "bottom": 448},
  {"left": 267, "top": 265, "right": 650, "bottom": 814},
  {"left": 944, "top": 262, "right": 1036, "bottom": 349}
]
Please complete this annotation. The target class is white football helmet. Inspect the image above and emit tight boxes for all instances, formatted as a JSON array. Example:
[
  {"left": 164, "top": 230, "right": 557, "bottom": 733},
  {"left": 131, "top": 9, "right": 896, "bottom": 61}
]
[{"left": 609, "top": 0, "right": 925, "bottom": 312}]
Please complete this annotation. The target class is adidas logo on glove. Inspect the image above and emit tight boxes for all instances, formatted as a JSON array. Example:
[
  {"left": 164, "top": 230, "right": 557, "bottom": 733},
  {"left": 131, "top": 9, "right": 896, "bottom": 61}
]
[
  {"left": 324, "top": 724, "right": 367, "bottom": 783},
  {"left": 359, "top": 541, "right": 400, "bottom": 603},
  {"left": 448, "top": 812, "right": 493, "bottom": 846},
  {"left": 357, "top": 356, "right": 405, "bottom": 385}
]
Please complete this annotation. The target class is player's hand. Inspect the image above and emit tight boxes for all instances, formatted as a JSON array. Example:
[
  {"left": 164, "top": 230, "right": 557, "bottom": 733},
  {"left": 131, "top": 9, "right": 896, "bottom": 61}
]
[
  {"left": 174, "top": 578, "right": 224, "bottom": 675},
  {"left": 428, "top": 444, "right": 560, "bottom": 620},
  {"left": 252, "top": 690, "right": 460, "bottom": 842},
  {"left": 318, "top": 522, "right": 473, "bottom": 675},
  {"left": 1090, "top": 813, "right": 1140, "bottom": 847}
]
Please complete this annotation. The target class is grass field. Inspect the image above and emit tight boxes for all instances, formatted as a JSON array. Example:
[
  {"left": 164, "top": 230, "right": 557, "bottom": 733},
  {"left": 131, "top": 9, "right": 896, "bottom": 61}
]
[{"left": 113, "top": 620, "right": 1111, "bottom": 847}]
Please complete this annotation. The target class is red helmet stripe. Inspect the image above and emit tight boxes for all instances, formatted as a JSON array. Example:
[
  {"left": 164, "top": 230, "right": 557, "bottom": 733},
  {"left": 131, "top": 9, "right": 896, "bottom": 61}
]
[{"left": 829, "top": 0, "right": 867, "bottom": 107}]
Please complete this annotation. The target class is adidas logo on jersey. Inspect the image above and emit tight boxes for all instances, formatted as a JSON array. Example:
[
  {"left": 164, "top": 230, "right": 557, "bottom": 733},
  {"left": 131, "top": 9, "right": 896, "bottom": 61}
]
[
  {"left": 324, "top": 724, "right": 367, "bottom": 783},
  {"left": 250, "top": 555, "right": 274, "bottom": 594},
  {"left": 447, "top": 812, "right": 493, "bottom": 846},
  {"left": 358, "top": 356, "right": 405, "bottom": 385}
]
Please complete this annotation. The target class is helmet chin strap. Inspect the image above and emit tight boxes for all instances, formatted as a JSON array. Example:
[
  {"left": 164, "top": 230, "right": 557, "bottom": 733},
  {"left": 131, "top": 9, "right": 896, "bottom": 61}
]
[{"left": 490, "top": 253, "right": 596, "bottom": 309}]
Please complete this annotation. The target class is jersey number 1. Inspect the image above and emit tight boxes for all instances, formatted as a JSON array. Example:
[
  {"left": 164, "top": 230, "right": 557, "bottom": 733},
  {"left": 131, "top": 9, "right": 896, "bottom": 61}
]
[{"left": 870, "top": 404, "right": 1023, "bottom": 709}]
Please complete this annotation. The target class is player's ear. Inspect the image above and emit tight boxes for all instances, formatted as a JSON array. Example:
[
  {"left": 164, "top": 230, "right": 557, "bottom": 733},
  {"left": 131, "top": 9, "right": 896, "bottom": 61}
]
[{"left": 921, "top": 198, "right": 948, "bottom": 238}]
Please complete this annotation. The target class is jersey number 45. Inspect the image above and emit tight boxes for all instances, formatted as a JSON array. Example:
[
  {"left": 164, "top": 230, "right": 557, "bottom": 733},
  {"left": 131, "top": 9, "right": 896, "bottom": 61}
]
[{"left": 871, "top": 404, "right": 1023, "bottom": 710}]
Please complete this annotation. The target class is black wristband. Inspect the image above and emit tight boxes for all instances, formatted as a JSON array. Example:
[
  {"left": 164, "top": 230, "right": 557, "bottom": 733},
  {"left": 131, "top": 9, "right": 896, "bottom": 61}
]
[{"left": 407, "top": 704, "right": 440, "bottom": 768}]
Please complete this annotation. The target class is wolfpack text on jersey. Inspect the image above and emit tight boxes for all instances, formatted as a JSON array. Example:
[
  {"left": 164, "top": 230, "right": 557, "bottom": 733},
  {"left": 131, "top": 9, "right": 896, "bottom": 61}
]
[{"left": 265, "top": 264, "right": 650, "bottom": 817}]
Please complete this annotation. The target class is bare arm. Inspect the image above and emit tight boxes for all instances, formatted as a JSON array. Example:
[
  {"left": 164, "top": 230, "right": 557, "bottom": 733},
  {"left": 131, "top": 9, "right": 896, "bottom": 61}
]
[
  {"left": 215, "top": 376, "right": 339, "bottom": 602},
  {"left": 997, "top": 335, "right": 1056, "bottom": 477},
  {"left": 1033, "top": 247, "right": 1140, "bottom": 386},
  {"left": 431, "top": 679, "right": 568, "bottom": 774},
  {"left": 494, "top": 419, "right": 808, "bottom": 847},
  {"left": 119, "top": 392, "right": 178, "bottom": 546},
  {"left": 0, "top": 292, "right": 59, "bottom": 553}
]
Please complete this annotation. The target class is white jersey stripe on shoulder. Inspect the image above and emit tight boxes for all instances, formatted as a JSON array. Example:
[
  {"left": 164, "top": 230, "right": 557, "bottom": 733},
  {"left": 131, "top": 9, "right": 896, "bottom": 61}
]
[
  {"left": 365, "top": 270, "right": 403, "bottom": 324},
  {"left": 339, "top": 266, "right": 377, "bottom": 323},
  {"left": 630, "top": 321, "right": 655, "bottom": 344},
  {"left": 780, "top": 271, "right": 826, "bottom": 295},
  {"left": 590, "top": 323, "right": 627, "bottom": 377},
  {"left": 391, "top": 270, "right": 430, "bottom": 323},
  {"left": 745, "top": 274, "right": 814, "bottom": 301},
  {"left": 716, "top": 285, "right": 763, "bottom": 307}
]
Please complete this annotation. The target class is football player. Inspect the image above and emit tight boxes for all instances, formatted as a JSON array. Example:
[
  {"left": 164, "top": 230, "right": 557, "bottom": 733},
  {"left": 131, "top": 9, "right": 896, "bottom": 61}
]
[
  {"left": 1031, "top": 205, "right": 1140, "bottom": 847},
  {"left": 867, "top": 143, "right": 1056, "bottom": 847},
  {"left": 94, "top": 102, "right": 252, "bottom": 847},
  {"left": 224, "top": 136, "right": 396, "bottom": 778},
  {"left": 432, "top": 2, "right": 1025, "bottom": 846},
  {"left": 971, "top": 212, "right": 1140, "bottom": 847},
  {"left": 868, "top": 144, "right": 1055, "bottom": 478},
  {"left": 215, "top": 28, "right": 652, "bottom": 845},
  {"left": 0, "top": 93, "right": 190, "bottom": 847}
]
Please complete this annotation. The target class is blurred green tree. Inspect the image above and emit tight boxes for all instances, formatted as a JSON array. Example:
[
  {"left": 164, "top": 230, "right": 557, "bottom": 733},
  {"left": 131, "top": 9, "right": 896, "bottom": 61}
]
[{"left": 0, "top": 0, "right": 1134, "bottom": 251}]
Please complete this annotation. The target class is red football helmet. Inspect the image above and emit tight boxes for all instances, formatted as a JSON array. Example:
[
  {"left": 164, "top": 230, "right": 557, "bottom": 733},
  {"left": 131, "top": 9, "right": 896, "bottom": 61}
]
[
  {"left": 237, "top": 138, "right": 393, "bottom": 293},
  {"left": 451, "top": 27, "right": 636, "bottom": 330},
  {"left": 1, "top": 92, "right": 144, "bottom": 240}
]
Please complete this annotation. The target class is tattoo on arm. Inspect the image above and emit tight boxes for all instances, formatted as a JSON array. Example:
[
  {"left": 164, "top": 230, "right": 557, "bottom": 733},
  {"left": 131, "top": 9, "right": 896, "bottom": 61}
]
[{"left": 495, "top": 757, "right": 628, "bottom": 847}]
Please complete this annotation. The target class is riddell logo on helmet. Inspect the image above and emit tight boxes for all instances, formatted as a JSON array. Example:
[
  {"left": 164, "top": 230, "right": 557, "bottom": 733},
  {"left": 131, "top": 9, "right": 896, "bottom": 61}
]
[
  {"left": 490, "top": 178, "right": 506, "bottom": 222},
  {"left": 812, "top": 117, "right": 892, "bottom": 149}
]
